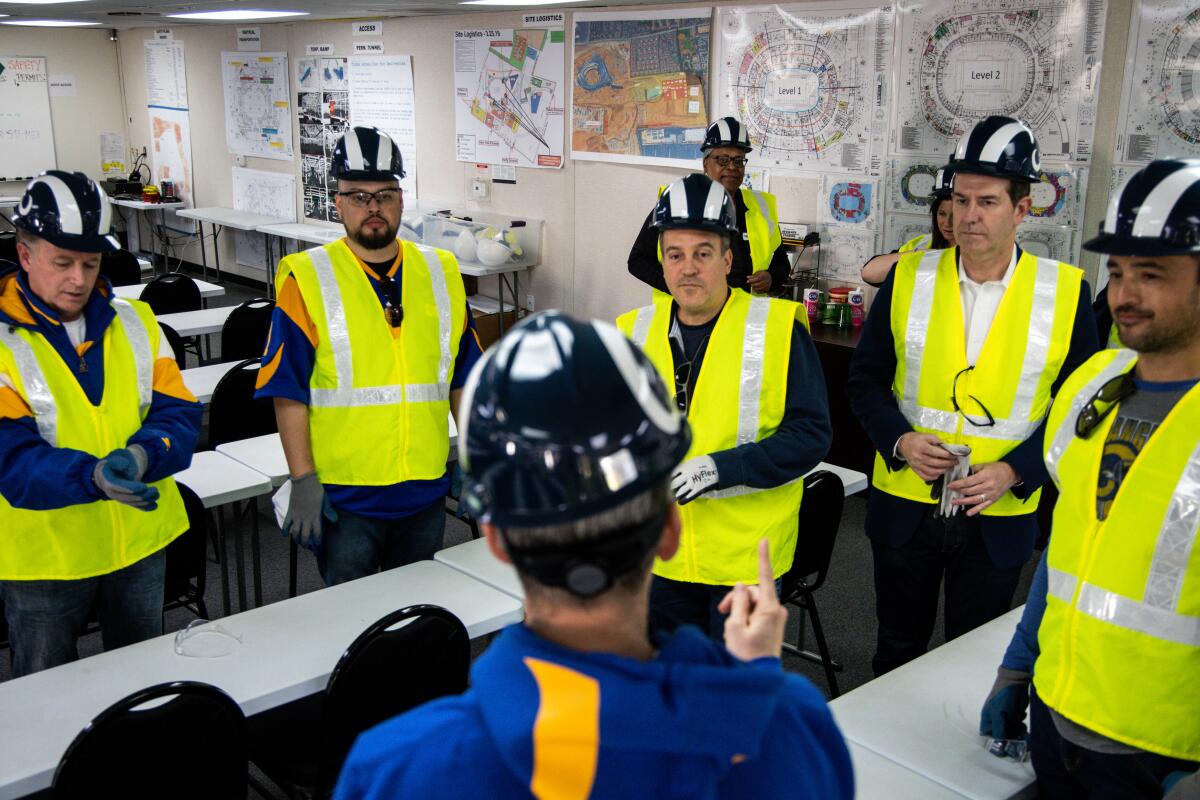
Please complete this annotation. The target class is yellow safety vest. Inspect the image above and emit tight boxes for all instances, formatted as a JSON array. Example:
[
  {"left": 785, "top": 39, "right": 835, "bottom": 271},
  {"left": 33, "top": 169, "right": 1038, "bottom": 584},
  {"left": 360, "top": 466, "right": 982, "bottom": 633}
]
[
  {"left": 654, "top": 186, "right": 782, "bottom": 274},
  {"left": 617, "top": 289, "right": 806, "bottom": 585},
  {"left": 899, "top": 234, "right": 932, "bottom": 252},
  {"left": 1036, "top": 349, "right": 1200, "bottom": 760},
  {"left": 872, "top": 247, "right": 1083, "bottom": 516},
  {"left": 0, "top": 299, "right": 187, "bottom": 580},
  {"left": 276, "top": 238, "right": 467, "bottom": 486},
  {"left": 1106, "top": 321, "right": 1123, "bottom": 350}
]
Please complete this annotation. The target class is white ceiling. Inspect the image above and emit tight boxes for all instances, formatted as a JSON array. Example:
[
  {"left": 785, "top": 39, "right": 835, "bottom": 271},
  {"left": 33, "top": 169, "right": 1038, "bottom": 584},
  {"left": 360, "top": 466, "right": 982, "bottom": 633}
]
[{"left": 0, "top": 0, "right": 673, "bottom": 28}]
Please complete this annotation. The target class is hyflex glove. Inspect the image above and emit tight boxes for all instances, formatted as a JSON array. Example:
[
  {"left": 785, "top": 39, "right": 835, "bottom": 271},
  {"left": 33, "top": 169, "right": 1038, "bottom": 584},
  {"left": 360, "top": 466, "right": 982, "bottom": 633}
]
[
  {"left": 92, "top": 446, "right": 158, "bottom": 511},
  {"left": 670, "top": 455, "right": 719, "bottom": 505},
  {"left": 283, "top": 471, "right": 337, "bottom": 550},
  {"left": 980, "top": 666, "right": 1032, "bottom": 739}
]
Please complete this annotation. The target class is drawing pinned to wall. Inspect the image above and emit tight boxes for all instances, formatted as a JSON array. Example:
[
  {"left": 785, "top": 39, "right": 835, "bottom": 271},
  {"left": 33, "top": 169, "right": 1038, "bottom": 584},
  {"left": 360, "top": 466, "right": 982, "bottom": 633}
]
[
  {"left": 1116, "top": 0, "right": 1200, "bottom": 161},
  {"left": 1017, "top": 223, "right": 1075, "bottom": 262},
  {"left": 1026, "top": 164, "right": 1087, "bottom": 227},
  {"left": 570, "top": 7, "right": 711, "bottom": 167},
  {"left": 819, "top": 225, "right": 877, "bottom": 283},
  {"left": 296, "top": 56, "right": 350, "bottom": 222},
  {"left": 231, "top": 167, "right": 296, "bottom": 270},
  {"left": 886, "top": 157, "right": 949, "bottom": 213},
  {"left": 453, "top": 27, "right": 566, "bottom": 168},
  {"left": 884, "top": 210, "right": 933, "bottom": 251},
  {"left": 221, "top": 52, "right": 292, "bottom": 160},
  {"left": 820, "top": 175, "right": 877, "bottom": 228},
  {"left": 148, "top": 106, "right": 195, "bottom": 234},
  {"left": 714, "top": 4, "right": 895, "bottom": 175},
  {"left": 892, "top": 0, "right": 1108, "bottom": 162}
]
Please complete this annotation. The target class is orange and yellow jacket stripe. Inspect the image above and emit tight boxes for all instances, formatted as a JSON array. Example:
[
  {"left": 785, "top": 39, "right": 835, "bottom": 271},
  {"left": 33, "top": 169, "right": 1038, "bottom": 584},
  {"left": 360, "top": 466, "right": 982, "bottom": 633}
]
[
  {"left": 617, "top": 289, "right": 807, "bottom": 585},
  {"left": 872, "top": 246, "right": 1083, "bottom": 516},
  {"left": 1036, "top": 349, "right": 1200, "bottom": 761},
  {"left": 0, "top": 296, "right": 188, "bottom": 580},
  {"left": 275, "top": 238, "right": 467, "bottom": 486}
]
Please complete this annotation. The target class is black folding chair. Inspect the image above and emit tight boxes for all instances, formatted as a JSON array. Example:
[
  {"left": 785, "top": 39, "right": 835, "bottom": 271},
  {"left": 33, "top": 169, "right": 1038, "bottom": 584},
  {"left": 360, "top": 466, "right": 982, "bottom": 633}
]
[
  {"left": 52, "top": 681, "right": 248, "bottom": 799},
  {"left": 141, "top": 273, "right": 201, "bottom": 315},
  {"left": 250, "top": 604, "right": 470, "bottom": 798},
  {"left": 220, "top": 298, "right": 275, "bottom": 363},
  {"left": 100, "top": 249, "right": 142, "bottom": 287},
  {"left": 159, "top": 322, "right": 189, "bottom": 371},
  {"left": 163, "top": 483, "right": 210, "bottom": 621},
  {"left": 781, "top": 470, "right": 846, "bottom": 697},
  {"left": 208, "top": 359, "right": 278, "bottom": 614}
]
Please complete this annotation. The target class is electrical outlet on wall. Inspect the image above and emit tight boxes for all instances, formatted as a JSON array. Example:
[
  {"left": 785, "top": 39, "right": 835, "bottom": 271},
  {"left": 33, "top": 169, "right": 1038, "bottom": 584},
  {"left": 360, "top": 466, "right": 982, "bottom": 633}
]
[
  {"left": 471, "top": 178, "right": 489, "bottom": 201},
  {"left": 234, "top": 154, "right": 247, "bottom": 168},
  {"left": 525, "top": 294, "right": 535, "bottom": 312}
]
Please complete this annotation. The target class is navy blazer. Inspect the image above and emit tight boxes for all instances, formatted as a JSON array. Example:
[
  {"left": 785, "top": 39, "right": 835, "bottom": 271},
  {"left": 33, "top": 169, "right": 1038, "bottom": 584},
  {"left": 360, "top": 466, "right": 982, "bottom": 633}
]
[{"left": 847, "top": 254, "right": 1099, "bottom": 569}]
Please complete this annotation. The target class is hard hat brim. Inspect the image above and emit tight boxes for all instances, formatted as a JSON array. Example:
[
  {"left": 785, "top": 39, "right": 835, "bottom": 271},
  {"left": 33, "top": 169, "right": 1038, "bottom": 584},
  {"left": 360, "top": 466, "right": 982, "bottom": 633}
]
[
  {"left": 951, "top": 162, "right": 1040, "bottom": 183},
  {"left": 19, "top": 226, "right": 120, "bottom": 254},
  {"left": 1082, "top": 231, "right": 1200, "bottom": 257}
]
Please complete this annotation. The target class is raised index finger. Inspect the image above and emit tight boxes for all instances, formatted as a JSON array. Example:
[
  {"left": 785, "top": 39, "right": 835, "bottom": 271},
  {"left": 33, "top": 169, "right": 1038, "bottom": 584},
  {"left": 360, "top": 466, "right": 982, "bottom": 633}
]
[{"left": 757, "top": 538, "right": 776, "bottom": 599}]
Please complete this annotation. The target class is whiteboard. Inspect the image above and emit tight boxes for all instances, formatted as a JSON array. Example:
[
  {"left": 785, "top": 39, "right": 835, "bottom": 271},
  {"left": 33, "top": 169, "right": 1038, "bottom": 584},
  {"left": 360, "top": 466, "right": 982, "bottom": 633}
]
[{"left": 0, "top": 56, "right": 56, "bottom": 181}]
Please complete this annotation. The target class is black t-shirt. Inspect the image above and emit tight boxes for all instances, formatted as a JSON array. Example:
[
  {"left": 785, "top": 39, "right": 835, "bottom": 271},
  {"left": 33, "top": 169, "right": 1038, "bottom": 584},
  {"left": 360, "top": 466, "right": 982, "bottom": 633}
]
[{"left": 668, "top": 306, "right": 721, "bottom": 414}]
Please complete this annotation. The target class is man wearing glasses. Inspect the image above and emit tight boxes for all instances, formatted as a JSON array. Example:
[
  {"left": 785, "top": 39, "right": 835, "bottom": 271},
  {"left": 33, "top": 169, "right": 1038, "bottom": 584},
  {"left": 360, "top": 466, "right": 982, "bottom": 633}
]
[
  {"left": 627, "top": 117, "right": 791, "bottom": 295},
  {"left": 617, "top": 174, "right": 830, "bottom": 640},
  {"left": 256, "top": 126, "right": 483, "bottom": 585},
  {"left": 979, "top": 159, "right": 1200, "bottom": 798},
  {"left": 848, "top": 116, "right": 1098, "bottom": 676}
]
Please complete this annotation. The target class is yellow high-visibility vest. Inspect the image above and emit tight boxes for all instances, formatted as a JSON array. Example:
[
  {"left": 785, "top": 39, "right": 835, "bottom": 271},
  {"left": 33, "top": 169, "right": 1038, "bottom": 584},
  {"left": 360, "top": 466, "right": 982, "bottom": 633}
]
[
  {"left": 276, "top": 238, "right": 466, "bottom": 486},
  {"left": 872, "top": 247, "right": 1083, "bottom": 516},
  {"left": 1106, "top": 322, "right": 1123, "bottom": 349},
  {"left": 0, "top": 298, "right": 187, "bottom": 580},
  {"left": 617, "top": 289, "right": 806, "bottom": 585},
  {"left": 1036, "top": 349, "right": 1200, "bottom": 760},
  {"left": 654, "top": 186, "right": 782, "bottom": 274},
  {"left": 899, "top": 234, "right": 932, "bottom": 252}
]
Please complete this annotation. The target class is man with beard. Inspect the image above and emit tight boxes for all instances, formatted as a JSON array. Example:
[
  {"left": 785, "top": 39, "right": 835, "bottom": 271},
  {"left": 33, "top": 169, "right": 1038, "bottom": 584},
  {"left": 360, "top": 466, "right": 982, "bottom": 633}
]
[{"left": 256, "top": 126, "right": 483, "bottom": 585}]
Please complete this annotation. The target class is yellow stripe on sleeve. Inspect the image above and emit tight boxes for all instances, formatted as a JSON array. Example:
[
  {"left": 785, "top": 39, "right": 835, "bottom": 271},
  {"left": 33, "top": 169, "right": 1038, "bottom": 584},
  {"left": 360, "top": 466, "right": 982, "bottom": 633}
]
[{"left": 524, "top": 657, "right": 600, "bottom": 800}]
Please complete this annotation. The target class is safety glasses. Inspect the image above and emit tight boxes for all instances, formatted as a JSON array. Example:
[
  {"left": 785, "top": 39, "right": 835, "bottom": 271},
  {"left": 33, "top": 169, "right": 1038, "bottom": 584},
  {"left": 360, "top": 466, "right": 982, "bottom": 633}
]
[
  {"left": 951, "top": 366, "right": 995, "bottom": 428},
  {"left": 1075, "top": 373, "right": 1136, "bottom": 438},
  {"left": 378, "top": 275, "right": 403, "bottom": 327}
]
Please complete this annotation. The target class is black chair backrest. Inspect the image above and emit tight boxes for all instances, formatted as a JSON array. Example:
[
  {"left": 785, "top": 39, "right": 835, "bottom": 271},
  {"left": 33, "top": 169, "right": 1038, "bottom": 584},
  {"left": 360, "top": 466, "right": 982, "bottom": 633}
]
[
  {"left": 52, "top": 681, "right": 248, "bottom": 799},
  {"left": 100, "top": 249, "right": 142, "bottom": 287},
  {"left": 0, "top": 233, "right": 18, "bottom": 266},
  {"left": 140, "top": 274, "right": 201, "bottom": 315},
  {"left": 163, "top": 483, "right": 207, "bottom": 609},
  {"left": 318, "top": 604, "right": 470, "bottom": 791},
  {"left": 781, "top": 470, "right": 845, "bottom": 598},
  {"left": 220, "top": 298, "right": 275, "bottom": 363},
  {"left": 159, "top": 322, "right": 188, "bottom": 372},
  {"left": 207, "top": 358, "right": 277, "bottom": 449}
]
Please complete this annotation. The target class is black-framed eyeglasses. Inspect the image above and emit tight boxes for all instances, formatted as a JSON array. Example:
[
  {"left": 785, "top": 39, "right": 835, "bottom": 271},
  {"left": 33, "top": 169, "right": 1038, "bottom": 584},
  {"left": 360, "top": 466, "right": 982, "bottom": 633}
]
[
  {"left": 951, "top": 366, "right": 995, "bottom": 428},
  {"left": 705, "top": 154, "right": 748, "bottom": 168},
  {"left": 378, "top": 274, "right": 403, "bottom": 327},
  {"left": 337, "top": 189, "right": 401, "bottom": 208},
  {"left": 1075, "top": 373, "right": 1136, "bottom": 438}
]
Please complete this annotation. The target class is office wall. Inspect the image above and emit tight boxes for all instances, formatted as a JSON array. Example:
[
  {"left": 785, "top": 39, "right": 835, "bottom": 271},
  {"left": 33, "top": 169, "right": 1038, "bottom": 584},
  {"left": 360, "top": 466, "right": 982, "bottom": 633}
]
[
  {"left": 0, "top": 29, "right": 125, "bottom": 193},
  {"left": 108, "top": 0, "right": 1136, "bottom": 321}
]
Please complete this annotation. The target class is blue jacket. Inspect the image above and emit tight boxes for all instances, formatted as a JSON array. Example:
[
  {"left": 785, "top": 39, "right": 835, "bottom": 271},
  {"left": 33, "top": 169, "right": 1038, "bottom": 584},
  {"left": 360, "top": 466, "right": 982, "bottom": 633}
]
[
  {"left": 334, "top": 624, "right": 854, "bottom": 800},
  {"left": 847, "top": 260, "right": 1099, "bottom": 568},
  {"left": 0, "top": 264, "right": 202, "bottom": 510}
]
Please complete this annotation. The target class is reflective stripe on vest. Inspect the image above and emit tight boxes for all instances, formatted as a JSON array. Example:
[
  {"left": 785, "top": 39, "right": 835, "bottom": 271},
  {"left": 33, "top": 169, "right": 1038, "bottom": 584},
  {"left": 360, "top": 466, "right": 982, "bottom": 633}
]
[
  {"left": 900, "top": 234, "right": 932, "bottom": 252},
  {"left": 897, "top": 249, "right": 1060, "bottom": 442},
  {"left": 305, "top": 243, "right": 453, "bottom": 408},
  {"left": 1044, "top": 348, "right": 1137, "bottom": 485},
  {"left": 0, "top": 324, "right": 57, "bottom": 445},
  {"left": 742, "top": 188, "right": 781, "bottom": 274},
  {"left": 112, "top": 299, "right": 153, "bottom": 415}
]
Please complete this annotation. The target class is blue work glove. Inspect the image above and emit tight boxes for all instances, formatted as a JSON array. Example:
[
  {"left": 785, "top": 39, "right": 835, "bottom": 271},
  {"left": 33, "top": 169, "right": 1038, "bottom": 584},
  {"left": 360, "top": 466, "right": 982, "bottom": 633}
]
[
  {"left": 283, "top": 471, "right": 337, "bottom": 550},
  {"left": 980, "top": 667, "right": 1032, "bottom": 739},
  {"left": 1163, "top": 770, "right": 1200, "bottom": 799},
  {"left": 93, "top": 446, "right": 159, "bottom": 511}
]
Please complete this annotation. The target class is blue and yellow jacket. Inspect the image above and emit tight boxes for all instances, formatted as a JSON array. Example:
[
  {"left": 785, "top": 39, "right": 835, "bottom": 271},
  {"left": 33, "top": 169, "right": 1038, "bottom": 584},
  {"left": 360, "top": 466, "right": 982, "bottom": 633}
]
[
  {"left": 0, "top": 263, "right": 202, "bottom": 510},
  {"left": 334, "top": 623, "right": 854, "bottom": 800}
]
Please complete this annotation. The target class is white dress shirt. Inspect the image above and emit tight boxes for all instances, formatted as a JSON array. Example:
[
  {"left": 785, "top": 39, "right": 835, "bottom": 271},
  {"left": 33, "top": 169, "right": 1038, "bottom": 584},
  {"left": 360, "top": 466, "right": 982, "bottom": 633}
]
[{"left": 959, "top": 246, "right": 1018, "bottom": 365}]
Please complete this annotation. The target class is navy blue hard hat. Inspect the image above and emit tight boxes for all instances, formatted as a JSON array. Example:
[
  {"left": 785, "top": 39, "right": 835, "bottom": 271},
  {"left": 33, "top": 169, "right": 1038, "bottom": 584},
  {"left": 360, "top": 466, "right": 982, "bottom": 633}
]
[
  {"left": 14, "top": 171, "right": 119, "bottom": 253},
  {"left": 702, "top": 116, "right": 752, "bottom": 154},
  {"left": 1084, "top": 159, "right": 1200, "bottom": 256},
  {"left": 951, "top": 116, "right": 1041, "bottom": 183},
  {"left": 652, "top": 174, "right": 738, "bottom": 237},
  {"left": 330, "top": 126, "right": 405, "bottom": 182},
  {"left": 933, "top": 164, "right": 955, "bottom": 199},
  {"left": 458, "top": 311, "right": 691, "bottom": 527}
]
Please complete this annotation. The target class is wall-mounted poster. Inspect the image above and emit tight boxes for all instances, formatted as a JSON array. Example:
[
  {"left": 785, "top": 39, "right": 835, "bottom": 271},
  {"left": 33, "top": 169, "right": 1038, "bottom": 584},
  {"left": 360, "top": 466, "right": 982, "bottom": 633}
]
[
  {"left": 714, "top": 4, "right": 895, "bottom": 176},
  {"left": 296, "top": 56, "right": 350, "bottom": 222},
  {"left": 221, "top": 51, "right": 292, "bottom": 160},
  {"left": 570, "top": 7, "right": 712, "bottom": 167},
  {"left": 453, "top": 27, "right": 565, "bottom": 168}
]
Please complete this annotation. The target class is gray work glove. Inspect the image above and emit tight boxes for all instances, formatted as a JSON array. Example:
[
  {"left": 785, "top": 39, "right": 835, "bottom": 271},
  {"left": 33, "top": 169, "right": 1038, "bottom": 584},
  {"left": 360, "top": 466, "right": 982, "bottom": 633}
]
[
  {"left": 92, "top": 445, "right": 158, "bottom": 511},
  {"left": 670, "top": 455, "right": 719, "bottom": 505},
  {"left": 283, "top": 471, "right": 337, "bottom": 550},
  {"left": 980, "top": 666, "right": 1032, "bottom": 740}
]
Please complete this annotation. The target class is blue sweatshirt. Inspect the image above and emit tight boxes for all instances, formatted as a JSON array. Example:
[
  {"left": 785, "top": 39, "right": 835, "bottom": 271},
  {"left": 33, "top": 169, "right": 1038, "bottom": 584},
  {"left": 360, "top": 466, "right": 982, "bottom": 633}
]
[
  {"left": 0, "top": 265, "right": 202, "bottom": 510},
  {"left": 335, "top": 624, "right": 854, "bottom": 800}
]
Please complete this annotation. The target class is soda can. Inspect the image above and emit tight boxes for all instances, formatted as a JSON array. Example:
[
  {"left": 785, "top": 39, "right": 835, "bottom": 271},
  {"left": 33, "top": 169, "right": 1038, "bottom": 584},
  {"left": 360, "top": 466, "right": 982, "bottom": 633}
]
[
  {"left": 849, "top": 288, "right": 865, "bottom": 328},
  {"left": 803, "top": 288, "right": 821, "bottom": 323}
]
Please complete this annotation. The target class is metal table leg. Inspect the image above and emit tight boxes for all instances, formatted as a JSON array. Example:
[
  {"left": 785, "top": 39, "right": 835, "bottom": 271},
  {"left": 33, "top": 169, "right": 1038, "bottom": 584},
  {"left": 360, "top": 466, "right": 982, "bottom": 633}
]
[
  {"left": 212, "top": 224, "right": 223, "bottom": 285},
  {"left": 198, "top": 221, "right": 209, "bottom": 282}
]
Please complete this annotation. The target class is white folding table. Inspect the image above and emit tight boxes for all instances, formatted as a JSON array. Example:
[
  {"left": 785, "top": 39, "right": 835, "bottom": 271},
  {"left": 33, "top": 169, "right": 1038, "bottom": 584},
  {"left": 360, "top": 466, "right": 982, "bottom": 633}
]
[
  {"left": 110, "top": 198, "right": 174, "bottom": 271},
  {"left": 255, "top": 221, "right": 344, "bottom": 296},
  {"left": 174, "top": 207, "right": 289, "bottom": 285},
  {"left": 180, "top": 361, "right": 238, "bottom": 404},
  {"left": 113, "top": 278, "right": 226, "bottom": 302},
  {"left": 157, "top": 305, "right": 236, "bottom": 337},
  {"left": 0, "top": 560, "right": 523, "bottom": 800},
  {"left": 829, "top": 606, "right": 1036, "bottom": 799}
]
